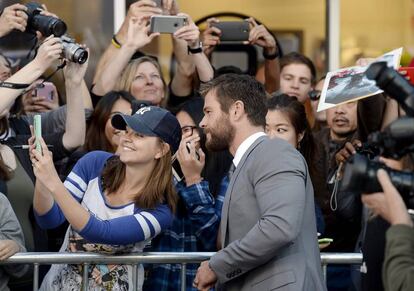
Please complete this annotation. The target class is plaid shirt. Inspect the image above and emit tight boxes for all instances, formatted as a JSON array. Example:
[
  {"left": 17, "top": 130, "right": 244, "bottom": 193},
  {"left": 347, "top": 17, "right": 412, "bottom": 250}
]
[{"left": 143, "top": 177, "right": 229, "bottom": 291}]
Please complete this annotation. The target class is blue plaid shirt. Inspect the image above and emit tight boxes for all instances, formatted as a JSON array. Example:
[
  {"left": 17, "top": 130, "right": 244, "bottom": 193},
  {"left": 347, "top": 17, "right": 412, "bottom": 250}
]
[{"left": 143, "top": 177, "right": 229, "bottom": 291}]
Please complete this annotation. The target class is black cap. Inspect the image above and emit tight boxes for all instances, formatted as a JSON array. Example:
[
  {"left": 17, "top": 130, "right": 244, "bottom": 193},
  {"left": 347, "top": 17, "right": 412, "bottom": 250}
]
[{"left": 112, "top": 106, "right": 181, "bottom": 154}]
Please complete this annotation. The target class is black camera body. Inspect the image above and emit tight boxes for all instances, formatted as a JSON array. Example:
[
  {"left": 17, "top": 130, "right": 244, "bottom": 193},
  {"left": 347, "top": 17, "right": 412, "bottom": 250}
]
[
  {"left": 25, "top": 2, "right": 67, "bottom": 37},
  {"left": 338, "top": 63, "right": 414, "bottom": 208},
  {"left": 340, "top": 154, "right": 414, "bottom": 208},
  {"left": 61, "top": 35, "right": 88, "bottom": 64}
]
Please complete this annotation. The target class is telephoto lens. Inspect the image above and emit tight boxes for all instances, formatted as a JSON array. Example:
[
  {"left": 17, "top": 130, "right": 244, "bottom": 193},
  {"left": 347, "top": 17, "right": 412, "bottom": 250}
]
[
  {"left": 340, "top": 154, "right": 414, "bottom": 207},
  {"left": 61, "top": 36, "right": 88, "bottom": 64},
  {"left": 366, "top": 61, "right": 414, "bottom": 116},
  {"left": 25, "top": 2, "right": 67, "bottom": 37}
]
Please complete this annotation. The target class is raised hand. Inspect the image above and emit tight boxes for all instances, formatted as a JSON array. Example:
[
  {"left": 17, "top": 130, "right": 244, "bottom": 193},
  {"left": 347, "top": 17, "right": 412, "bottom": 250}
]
[
  {"left": 201, "top": 18, "right": 221, "bottom": 56},
  {"left": 33, "top": 35, "right": 63, "bottom": 72},
  {"left": 29, "top": 134, "right": 60, "bottom": 193},
  {"left": 0, "top": 3, "right": 28, "bottom": 37},
  {"left": 124, "top": 17, "right": 160, "bottom": 51},
  {"left": 63, "top": 47, "right": 90, "bottom": 85},
  {"left": 245, "top": 18, "right": 277, "bottom": 54},
  {"left": 173, "top": 14, "right": 200, "bottom": 48},
  {"left": 177, "top": 131, "right": 205, "bottom": 186}
]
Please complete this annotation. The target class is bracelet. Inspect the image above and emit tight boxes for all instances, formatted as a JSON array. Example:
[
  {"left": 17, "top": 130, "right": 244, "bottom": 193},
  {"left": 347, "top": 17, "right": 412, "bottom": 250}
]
[
  {"left": 263, "top": 48, "right": 280, "bottom": 60},
  {"left": 111, "top": 35, "right": 122, "bottom": 49}
]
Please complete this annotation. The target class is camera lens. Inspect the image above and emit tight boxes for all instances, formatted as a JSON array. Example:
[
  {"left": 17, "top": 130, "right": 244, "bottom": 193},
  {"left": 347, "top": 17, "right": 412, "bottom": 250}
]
[
  {"left": 73, "top": 49, "right": 88, "bottom": 64},
  {"left": 49, "top": 19, "right": 67, "bottom": 37},
  {"left": 32, "top": 14, "right": 67, "bottom": 37}
]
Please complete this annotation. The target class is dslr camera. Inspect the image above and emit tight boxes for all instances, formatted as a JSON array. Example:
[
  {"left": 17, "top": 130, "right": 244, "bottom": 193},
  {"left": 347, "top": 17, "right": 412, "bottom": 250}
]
[
  {"left": 60, "top": 35, "right": 88, "bottom": 64},
  {"left": 340, "top": 62, "right": 414, "bottom": 208},
  {"left": 25, "top": 2, "right": 67, "bottom": 37}
]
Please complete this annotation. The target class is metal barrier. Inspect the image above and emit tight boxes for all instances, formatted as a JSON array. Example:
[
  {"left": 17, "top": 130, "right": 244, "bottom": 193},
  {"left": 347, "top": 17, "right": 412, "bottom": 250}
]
[{"left": 0, "top": 252, "right": 362, "bottom": 290}]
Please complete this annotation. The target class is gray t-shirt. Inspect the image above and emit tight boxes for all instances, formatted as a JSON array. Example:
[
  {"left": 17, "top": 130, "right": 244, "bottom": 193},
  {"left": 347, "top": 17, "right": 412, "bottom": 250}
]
[
  {"left": 0, "top": 193, "right": 27, "bottom": 291},
  {"left": 22, "top": 105, "right": 93, "bottom": 134}
]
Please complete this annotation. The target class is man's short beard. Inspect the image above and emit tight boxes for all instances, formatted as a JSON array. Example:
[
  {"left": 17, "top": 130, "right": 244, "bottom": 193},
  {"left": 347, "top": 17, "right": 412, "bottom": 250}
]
[{"left": 205, "top": 117, "right": 235, "bottom": 152}]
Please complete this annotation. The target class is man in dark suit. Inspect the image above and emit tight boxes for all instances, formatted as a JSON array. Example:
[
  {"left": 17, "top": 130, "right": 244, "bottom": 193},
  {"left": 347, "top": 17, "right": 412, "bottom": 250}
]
[{"left": 193, "top": 74, "right": 325, "bottom": 290}]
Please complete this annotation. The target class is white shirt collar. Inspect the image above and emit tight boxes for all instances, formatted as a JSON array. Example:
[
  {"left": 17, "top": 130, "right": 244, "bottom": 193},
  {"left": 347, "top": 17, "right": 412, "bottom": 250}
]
[{"left": 232, "top": 131, "right": 266, "bottom": 167}]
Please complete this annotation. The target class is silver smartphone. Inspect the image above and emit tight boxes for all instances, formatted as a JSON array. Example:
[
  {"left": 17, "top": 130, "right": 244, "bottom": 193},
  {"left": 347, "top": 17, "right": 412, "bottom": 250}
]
[{"left": 149, "top": 15, "right": 187, "bottom": 34}]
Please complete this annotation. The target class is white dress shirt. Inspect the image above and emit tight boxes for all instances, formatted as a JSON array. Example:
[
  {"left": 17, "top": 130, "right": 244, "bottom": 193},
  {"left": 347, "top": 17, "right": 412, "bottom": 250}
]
[{"left": 232, "top": 131, "right": 266, "bottom": 167}]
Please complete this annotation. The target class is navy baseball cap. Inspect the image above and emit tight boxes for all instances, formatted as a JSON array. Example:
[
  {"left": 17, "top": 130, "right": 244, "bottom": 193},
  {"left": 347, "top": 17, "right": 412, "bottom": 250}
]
[{"left": 111, "top": 106, "right": 181, "bottom": 154}]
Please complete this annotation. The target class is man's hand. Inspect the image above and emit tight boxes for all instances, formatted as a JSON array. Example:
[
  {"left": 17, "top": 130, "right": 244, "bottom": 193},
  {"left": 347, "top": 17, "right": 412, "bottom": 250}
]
[
  {"left": 245, "top": 18, "right": 277, "bottom": 56},
  {"left": 194, "top": 261, "right": 217, "bottom": 290},
  {"left": 0, "top": 239, "right": 21, "bottom": 261},
  {"left": 0, "top": 4, "right": 28, "bottom": 37},
  {"left": 335, "top": 139, "right": 362, "bottom": 165},
  {"left": 362, "top": 169, "right": 413, "bottom": 227}
]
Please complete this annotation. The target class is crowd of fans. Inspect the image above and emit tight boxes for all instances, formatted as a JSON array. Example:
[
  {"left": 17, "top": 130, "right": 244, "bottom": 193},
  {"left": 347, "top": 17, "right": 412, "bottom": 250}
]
[{"left": 0, "top": 1, "right": 412, "bottom": 291}]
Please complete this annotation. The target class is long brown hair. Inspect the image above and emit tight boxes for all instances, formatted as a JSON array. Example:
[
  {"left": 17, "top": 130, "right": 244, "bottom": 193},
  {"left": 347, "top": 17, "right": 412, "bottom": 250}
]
[
  {"left": 101, "top": 139, "right": 177, "bottom": 213},
  {"left": 84, "top": 91, "right": 134, "bottom": 152}
]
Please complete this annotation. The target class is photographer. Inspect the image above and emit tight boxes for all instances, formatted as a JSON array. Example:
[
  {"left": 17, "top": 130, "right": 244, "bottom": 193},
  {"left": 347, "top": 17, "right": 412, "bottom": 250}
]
[{"left": 361, "top": 169, "right": 414, "bottom": 291}]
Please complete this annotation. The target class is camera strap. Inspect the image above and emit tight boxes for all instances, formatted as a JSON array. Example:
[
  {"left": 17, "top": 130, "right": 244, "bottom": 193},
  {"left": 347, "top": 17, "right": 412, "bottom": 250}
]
[
  {"left": 0, "top": 82, "right": 31, "bottom": 89},
  {"left": 329, "top": 162, "right": 344, "bottom": 211}
]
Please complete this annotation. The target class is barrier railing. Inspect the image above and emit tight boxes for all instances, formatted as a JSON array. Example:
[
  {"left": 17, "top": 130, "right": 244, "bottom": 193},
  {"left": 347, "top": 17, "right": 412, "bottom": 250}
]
[{"left": 0, "top": 252, "right": 362, "bottom": 290}]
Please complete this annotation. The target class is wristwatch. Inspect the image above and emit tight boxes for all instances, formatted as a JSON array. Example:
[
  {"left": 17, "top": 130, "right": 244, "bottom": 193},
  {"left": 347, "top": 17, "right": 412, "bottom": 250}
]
[
  {"left": 263, "top": 48, "right": 280, "bottom": 60},
  {"left": 188, "top": 41, "right": 203, "bottom": 55}
]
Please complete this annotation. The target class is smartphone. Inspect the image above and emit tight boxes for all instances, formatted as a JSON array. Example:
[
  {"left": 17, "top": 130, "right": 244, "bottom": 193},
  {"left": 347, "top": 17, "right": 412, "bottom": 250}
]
[
  {"left": 149, "top": 15, "right": 187, "bottom": 34},
  {"left": 33, "top": 82, "right": 54, "bottom": 101},
  {"left": 399, "top": 67, "right": 414, "bottom": 85},
  {"left": 186, "top": 142, "right": 200, "bottom": 160},
  {"left": 211, "top": 21, "right": 250, "bottom": 42},
  {"left": 172, "top": 156, "right": 184, "bottom": 182},
  {"left": 33, "top": 114, "right": 42, "bottom": 153}
]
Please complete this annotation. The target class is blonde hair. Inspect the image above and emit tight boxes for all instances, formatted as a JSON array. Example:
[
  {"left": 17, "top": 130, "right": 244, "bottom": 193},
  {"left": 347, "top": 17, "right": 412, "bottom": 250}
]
[{"left": 115, "top": 56, "right": 167, "bottom": 96}]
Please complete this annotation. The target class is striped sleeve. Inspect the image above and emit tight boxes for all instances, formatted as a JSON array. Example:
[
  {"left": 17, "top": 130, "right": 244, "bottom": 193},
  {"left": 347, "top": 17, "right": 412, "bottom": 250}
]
[
  {"left": 64, "top": 151, "right": 112, "bottom": 201},
  {"left": 78, "top": 204, "right": 173, "bottom": 245}
]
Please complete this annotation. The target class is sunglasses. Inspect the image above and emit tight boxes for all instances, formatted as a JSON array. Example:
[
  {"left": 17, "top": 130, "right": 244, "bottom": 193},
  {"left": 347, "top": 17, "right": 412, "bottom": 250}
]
[{"left": 309, "top": 90, "right": 321, "bottom": 101}]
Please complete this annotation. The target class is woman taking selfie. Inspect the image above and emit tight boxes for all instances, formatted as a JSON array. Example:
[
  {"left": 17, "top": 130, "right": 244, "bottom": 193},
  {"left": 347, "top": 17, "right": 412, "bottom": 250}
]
[{"left": 30, "top": 106, "right": 181, "bottom": 290}]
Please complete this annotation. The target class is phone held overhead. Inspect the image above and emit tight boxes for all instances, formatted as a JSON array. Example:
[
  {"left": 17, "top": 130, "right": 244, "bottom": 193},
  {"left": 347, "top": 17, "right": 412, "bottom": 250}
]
[{"left": 149, "top": 15, "right": 188, "bottom": 34}]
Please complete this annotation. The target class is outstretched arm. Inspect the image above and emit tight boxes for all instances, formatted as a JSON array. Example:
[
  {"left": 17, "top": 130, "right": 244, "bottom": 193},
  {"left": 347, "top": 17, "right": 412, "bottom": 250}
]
[
  {"left": 0, "top": 36, "right": 62, "bottom": 114},
  {"left": 93, "top": 17, "right": 159, "bottom": 96}
]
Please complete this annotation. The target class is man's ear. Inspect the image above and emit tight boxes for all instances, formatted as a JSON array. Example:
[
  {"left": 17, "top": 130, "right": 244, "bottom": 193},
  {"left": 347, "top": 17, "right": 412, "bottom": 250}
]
[
  {"left": 230, "top": 100, "right": 245, "bottom": 122},
  {"left": 155, "top": 143, "right": 170, "bottom": 159}
]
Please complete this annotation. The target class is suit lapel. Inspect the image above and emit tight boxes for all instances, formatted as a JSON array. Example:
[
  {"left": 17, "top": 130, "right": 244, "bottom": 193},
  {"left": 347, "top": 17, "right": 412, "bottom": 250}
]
[{"left": 220, "top": 136, "right": 267, "bottom": 247}]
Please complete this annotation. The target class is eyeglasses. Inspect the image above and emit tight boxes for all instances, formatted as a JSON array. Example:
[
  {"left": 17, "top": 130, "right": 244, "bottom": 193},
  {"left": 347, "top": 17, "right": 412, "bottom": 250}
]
[
  {"left": 181, "top": 125, "right": 199, "bottom": 136},
  {"left": 309, "top": 90, "right": 321, "bottom": 101}
]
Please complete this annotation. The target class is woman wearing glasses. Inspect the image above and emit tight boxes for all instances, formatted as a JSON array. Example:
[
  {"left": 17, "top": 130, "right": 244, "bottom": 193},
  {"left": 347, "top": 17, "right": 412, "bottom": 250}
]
[{"left": 143, "top": 97, "right": 232, "bottom": 291}]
